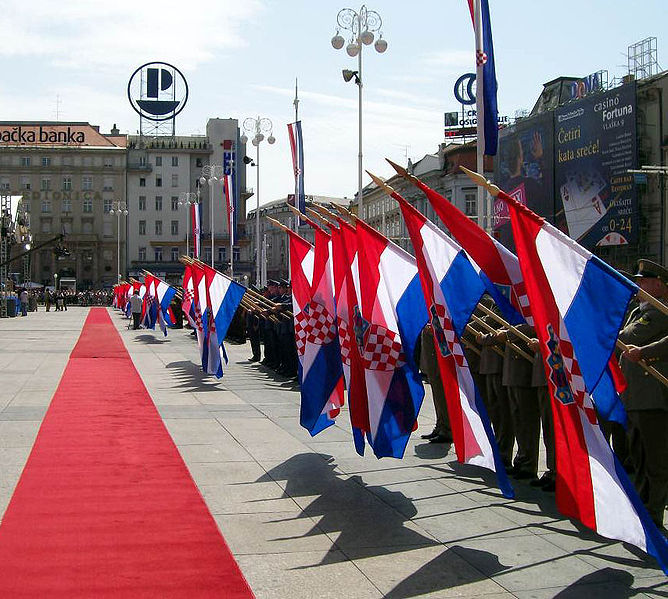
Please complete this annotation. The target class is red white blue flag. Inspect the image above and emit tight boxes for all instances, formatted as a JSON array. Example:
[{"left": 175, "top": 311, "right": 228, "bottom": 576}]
[
  {"left": 398, "top": 193, "right": 514, "bottom": 497},
  {"left": 287, "top": 121, "right": 306, "bottom": 219},
  {"left": 468, "top": 0, "right": 498, "bottom": 155},
  {"left": 506, "top": 193, "right": 668, "bottom": 573},
  {"left": 407, "top": 172, "right": 627, "bottom": 424},
  {"left": 355, "top": 220, "right": 427, "bottom": 458},
  {"left": 223, "top": 174, "right": 235, "bottom": 247},
  {"left": 181, "top": 264, "right": 196, "bottom": 329},
  {"left": 287, "top": 227, "right": 344, "bottom": 435}
]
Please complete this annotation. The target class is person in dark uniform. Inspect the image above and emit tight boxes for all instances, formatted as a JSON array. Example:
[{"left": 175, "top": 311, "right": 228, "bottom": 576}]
[
  {"left": 623, "top": 334, "right": 668, "bottom": 363},
  {"left": 419, "top": 324, "right": 452, "bottom": 443},
  {"left": 528, "top": 338, "right": 556, "bottom": 492},
  {"left": 246, "top": 307, "right": 261, "bottom": 362},
  {"left": 500, "top": 324, "right": 540, "bottom": 480},
  {"left": 261, "top": 281, "right": 280, "bottom": 368},
  {"left": 477, "top": 302, "right": 515, "bottom": 469},
  {"left": 618, "top": 258, "right": 668, "bottom": 528}
]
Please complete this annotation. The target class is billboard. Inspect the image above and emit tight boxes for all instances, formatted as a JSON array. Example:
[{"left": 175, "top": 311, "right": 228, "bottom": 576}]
[
  {"left": 554, "top": 82, "right": 637, "bottom": 247},
  {"left": 494, "top": 111, "right": 556, "bottom": 248}
]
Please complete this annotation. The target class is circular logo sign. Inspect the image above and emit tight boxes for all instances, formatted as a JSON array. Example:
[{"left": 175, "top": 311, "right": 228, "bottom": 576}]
[
  {"left": 454, "top": 73, "right": 476, "bottom": 105},
  {"left": 127, "top": 62, "right": 189, "bottom": 122}
]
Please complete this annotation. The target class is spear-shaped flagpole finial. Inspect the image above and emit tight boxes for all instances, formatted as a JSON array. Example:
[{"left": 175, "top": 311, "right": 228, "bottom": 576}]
[
  {"left": 459, "top": 166, "right": 501, "bottom": 197},
  {"left": 266, "top": 215, "right": 291, "bottom": 233},
  {"left": 286, "top": 203, "right": 322, "bottom": 231},
  {"left": 306, "top": 207, "right": 335, "bottom": 228},
  {"left": 329, "top": 202, "right": 358, "bottom": 222},
  {"left": 311, "top": 203, "right": 342, "bottom": 224},
  {"left": 366, "top": 170, "right": 395, "bottom": 196},
  {"left": 385, "top": 158, "right": 415, "bottom": 182}
]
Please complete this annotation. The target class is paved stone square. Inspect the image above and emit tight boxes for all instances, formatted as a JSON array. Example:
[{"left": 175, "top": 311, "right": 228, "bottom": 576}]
[{"left": 0, "top": 307, "right": 666, "bottom": 598}]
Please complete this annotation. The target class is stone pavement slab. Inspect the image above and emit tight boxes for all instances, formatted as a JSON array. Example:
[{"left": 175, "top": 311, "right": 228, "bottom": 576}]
[{"left": 0, "top": 307, "right": 666, "bottom": 598}]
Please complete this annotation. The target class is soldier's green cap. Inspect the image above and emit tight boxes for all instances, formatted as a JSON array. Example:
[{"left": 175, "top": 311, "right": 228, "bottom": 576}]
[{"left": 634, "top": 259, "right": 668, "bottom": 284}]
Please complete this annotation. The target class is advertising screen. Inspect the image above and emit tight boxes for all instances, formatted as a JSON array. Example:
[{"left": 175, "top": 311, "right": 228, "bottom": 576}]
[{"left": 553, "top": 82, "right": 637, "bottom": 248}]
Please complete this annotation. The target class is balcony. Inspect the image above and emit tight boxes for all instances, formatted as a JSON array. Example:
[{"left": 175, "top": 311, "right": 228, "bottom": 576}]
[{"left": 127, "top": 162, "right": 153, "bottom": 172}]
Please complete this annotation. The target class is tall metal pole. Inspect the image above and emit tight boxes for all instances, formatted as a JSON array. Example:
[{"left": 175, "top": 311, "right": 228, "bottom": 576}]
[
  {"left": 474, "top": 0, "right": 488, "bottom": 232},
  {"left": 255, "top": 142, "right": 261, "bottom": 287},
  {"left": 229, "top": 142, "right": 235, "bottom": 280},
  {"left": 185, "top": 201, "right": 190, "bottom": 258},
  {"left": 357, "top": 40, "right": 364, "bottom": 218},
  {"left": 117, "top": 210, "right": 121, "bottom": 283},
  {"left": 210, "top": 177, "right": 215, "bottom": 268}
]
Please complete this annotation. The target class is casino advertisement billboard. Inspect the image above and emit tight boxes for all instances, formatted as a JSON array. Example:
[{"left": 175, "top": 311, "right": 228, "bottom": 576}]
[
  {"left": 494, "top": 112, "right": 556, "bottom": 249},
  {"left": 554, "top": 82, "right": 637, "bottom": 248}
]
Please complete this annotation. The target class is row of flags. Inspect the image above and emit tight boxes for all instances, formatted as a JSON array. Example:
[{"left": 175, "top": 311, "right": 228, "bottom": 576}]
[
  {"left": 273, "top": 166, "right": 667, "bottom": 573},
  {"left": 113, "top": 274, "right": 177, "bottom": 336},
  {"left": 181, "top": 259, "right": 246, "bottom": 378}
]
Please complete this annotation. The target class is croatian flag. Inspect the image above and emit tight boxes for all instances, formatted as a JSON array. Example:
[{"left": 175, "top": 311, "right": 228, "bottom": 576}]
[
  {"left": 287, "top": 121, "right": 306, "bottom": 219},
  {"left": 355, "top": 220, "right": 428, "bottom": 459},
  {"left": 223, "top": 141, "right": 237, "bottom": 243},
  {"left": 287, "top": 227, "right": 344, "bottom": 435},
  {"left": 223, "top": 174, "right": 235, "bottom": 246},
  {"left": 191, "top": 202, "right": 202, "bottom": 259},
  {"left": 398, "top": 193, "right": 513, "bottom": 497},
  {"left": 141, "top": 274, "right": 158, "bottom": 330},
  {"left": 330, "top": 217, "right": 370, "bottom": 454},
  {"left": 190, "top": 262, "right": 209, "bottom": 371},
  {"left": 181, "top": 264, "right": 196, "bottom": 329},
  {"left": 468, "top": 0, "right": 498, "bottom": 155},
  {"left": 506, "top": 193, "right": 668, "bottom": 573},
  {"left": 406, "top": 170, "right": 626, "bottom": 424},
  {"left": 203, "top": 264, "right": 245, "bottom": 378},
  {"left": 154, "top": 277, "right": 178, "bottom": 336}
]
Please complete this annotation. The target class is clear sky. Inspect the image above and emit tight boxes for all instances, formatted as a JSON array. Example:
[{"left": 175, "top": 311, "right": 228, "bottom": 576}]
[{"left": 0, "top": 0, "right": 665, "bottom": 213}]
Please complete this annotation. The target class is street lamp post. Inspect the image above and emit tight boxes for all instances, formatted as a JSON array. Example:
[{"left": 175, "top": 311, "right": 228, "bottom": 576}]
[
  {"left": 199, "top": 165, "right": 224, "bottom": 268},
  {"left": 240, "top": 117, "right": 276, "bottom": 287},
  {"left": 178, "top": 192, "right": 198, "bottom": 257},
  {"left": 109, "top": 201, "right": 128, "bottom": 283},
  {"left": 331, "top": 5, "right": 387, "bottom": 219}
]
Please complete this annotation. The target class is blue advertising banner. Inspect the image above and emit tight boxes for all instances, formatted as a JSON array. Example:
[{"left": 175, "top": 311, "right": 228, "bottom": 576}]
[{"left": 553, "top": 83, "right": 637, "bottom": 248}]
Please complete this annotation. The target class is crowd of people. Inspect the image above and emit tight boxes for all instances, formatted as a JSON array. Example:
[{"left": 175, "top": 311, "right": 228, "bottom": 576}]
[
  {"left": 231, "top": 260, "right": 667, "bottom": 531},
  {"left": 2, "top": 288, "right": 114, "bottom": 316}
]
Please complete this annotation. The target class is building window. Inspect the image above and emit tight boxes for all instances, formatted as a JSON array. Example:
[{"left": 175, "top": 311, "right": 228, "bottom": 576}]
[
  {"left": 138, "top": 196, "right": 146, "bottom": 211},
  {"left": 171, "top": 220, "right": 178, "bottom": 235},
  {"left": 155, "top": 176, "right": 162, "bottom": 187},
  {"left": 62, "top": 176, "right": 72, "bottom": 191},
  {"left": 103, "top": 198, "right": 112, "bottom": 214},
  {"left": 0, "top": 177, "right": 9, "bottom": 191},
  {"left": 23, "top": 200, "right": 31, "bottom": 213},
  {"left": 203, "top": 248, "right": 211, "bottom": 264},
  {"left": 139, "top": 177, "right": 146, "bottom": 187},
  {"left": 138, "top": 220, "right": 146, "bottom": 235},
  {"left": 82, "top": 176, "right": 92, "bottom": 190},
  {"left": 155, "top": 196, "right": 163, "bottom": 211},
  {"left": 233, "top": 247, "right": 240, "bottom": 262},
  {"left": 41, "top": 177, "right": 51, "bottom": 191},
  {"left": 464, "top": 191, "right": 477, "bottom": 217},
  {"left": 171, "top": 156, "right": 178, "bottom": 167},
  {"left": 217, "top": 247, "right": 226, "bottom": 263},
  {"left": 21, "top": 156, "right": 31, "bottom": 167},
  {"left": 61, "top": 219, "right": 72, "bottom": 234},
  {"left": 155, "top": 156, "right": 162, "bottom": 167},
  {"left": 196, "top": 158, "right": 203, "bottom": 168},
  {"left": 41, "top": 198, "right": 51, "bottom": 213},
  {"left": 171, "top": 247, "right": 179, "bottom": 262},
  {"left": 62, "top": 197, "right": 72, "bottom": 213},
  {"left": 41, "top": 219, "right": 52, "bottom": 233},
  {"left": 138, "top": 247, "right": 146, "bottom": 261},
  {"left": 83, "top": 197, "right": 92, "bottom": 213},
  {"left": 82, "top": 220, "right": 93, "bottom": 234},
  {"left": 103, "top": 220, "right": 113, "bottom": 237},
  {"left": 171, "top": 173, "right": 178, "bottom": 187},
  {"left": 171, "top": 196, "right": 178, "bottom": 211},
  {"left": 104, "top": 157, "right": 113, "bottom": 167},
  {"left": 155, "top": 220, "right": 162, "bottom": 236},
  {"left": 103, "top": 176, "right": 113, "bottom": 191},
  {"left": 42, "top": 156, "right": 51, "bottom": 167},
  {"left": 154, "top": 247, "right": 163, "bottom": 262},
  {"left": 83, "top": 156, "right": 92, "bottom": 167},
  {"left": 20, "top": 176, "right": 31, "bottom": 190},
  {"left": 63, "top": 156, "right": 72, "bottom": 166},
  {"left": 139, "top": 156, "right": 147, "bottom": 166}
]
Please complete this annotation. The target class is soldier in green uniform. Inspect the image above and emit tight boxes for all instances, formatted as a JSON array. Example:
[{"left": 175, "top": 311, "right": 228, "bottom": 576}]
[
  {"left": 419, "top": 324, "right": 453, "bottom": 443},
  {"left": 618, "top": 259, "right": 668, "bottom": 529}
]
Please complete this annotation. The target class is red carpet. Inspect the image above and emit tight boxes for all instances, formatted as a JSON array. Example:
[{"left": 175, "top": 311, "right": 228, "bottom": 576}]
[{"left": 0, "top": 308, "right": 254, "bottom": 598}]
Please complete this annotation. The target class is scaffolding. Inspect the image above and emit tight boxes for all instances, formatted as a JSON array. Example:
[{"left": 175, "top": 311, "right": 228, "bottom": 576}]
[{"left": 628, "top": 37, "right": 659, "bottom": 80}]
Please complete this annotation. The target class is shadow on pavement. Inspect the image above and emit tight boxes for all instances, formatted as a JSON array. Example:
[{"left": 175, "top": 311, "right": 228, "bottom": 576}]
[
  {"left": 165, "top": 360, "right": 221, "bottom": 392},
  {"left": 553, "top": 567, "right": 636, "bottom": 598},
  {"left": 384, "top": 546, "right": 510, "bottom": 598},
  {"left": 132, "top": 334, "right": 170, "bottom": 344},
  {"left": 253, "top": 453, "right": 437, "bottom": 564}
]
